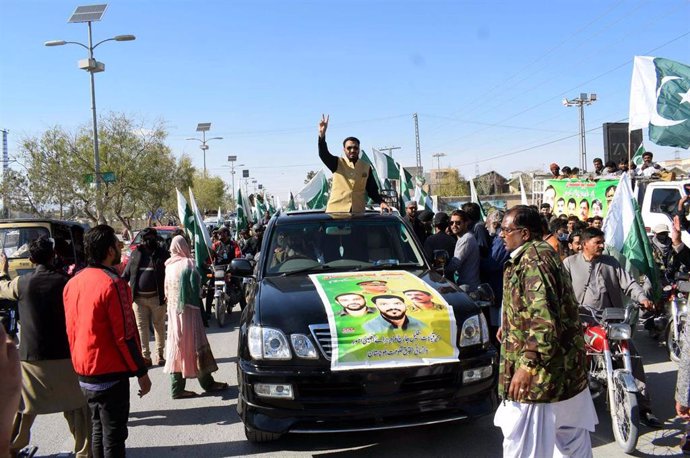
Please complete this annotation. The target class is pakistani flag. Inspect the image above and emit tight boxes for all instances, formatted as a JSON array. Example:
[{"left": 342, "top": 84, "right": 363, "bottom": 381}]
[
  {"left": 414, "top": 176, "right": 434, "bottom": 212},
  {"left": 287, "top": 192, "right": 296, "bottom": 211},
  {"left": 254, "top": 193, "right": 268, "bottom": 220},
  {"left": 631, "top": 143, "right": 646, "bottom": 167},
  {"left": 400, "top": 167, "right": 415, "bottom": 205},
  {"left": 267, "top": 193, "right": 277, "bottom": 215},
  {"left": 469, "top": 179, "right": 487, "bottom": 221},
  {"left": 176, "top": 189, "right": 195, "bottom": 241},
  {"left": 188, "top": 187, "right": 213, "bottom": 274},
  {"left": 372, "top": 149, "right": 400, "bottom": 188},
  {"left": 602, "top": 172, "right": 661, "bottom": 302},
  {"left": 360, "top": 151, "right": 385, "bottom": 198},
  {"left": 297, "top": 169, "right": 329, "bottom": 209},
  {"left": 236, "top": 187, "right": 249, "bottom": 233},
  {"left": 629, "top": 56, "right": 690, "bottom": 149}
]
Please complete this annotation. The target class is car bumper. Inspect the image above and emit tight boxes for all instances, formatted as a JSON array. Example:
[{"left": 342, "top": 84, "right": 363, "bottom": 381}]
[{"left": 237, "top": 350, "right": 498, "bottom": 434}]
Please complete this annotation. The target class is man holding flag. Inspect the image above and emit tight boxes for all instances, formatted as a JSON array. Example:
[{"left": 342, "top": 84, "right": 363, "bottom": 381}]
[{"left": 318, "top": 114, "right": 390, "bottom": 213}]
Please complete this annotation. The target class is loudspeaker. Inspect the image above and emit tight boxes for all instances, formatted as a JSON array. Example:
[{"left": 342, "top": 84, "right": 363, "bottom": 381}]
[{"left": 602, "top": 123, "right": 642, "bottom": 165}]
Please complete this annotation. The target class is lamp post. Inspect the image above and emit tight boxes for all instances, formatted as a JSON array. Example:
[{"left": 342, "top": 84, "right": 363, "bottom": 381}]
[
  {"left": 186, "top": 123, "right": 222, "bottom": 177},
  {"left": 432, "top": 153, "right": 447, "bottom": 195},
  {"left": 45, "top": 4, "right": 135, "bottom": 223},
  {"left": 563, "top": 93, "right": 597, "bottom": 172},
  {"left": 227, "top": 156, "right": 244, "bottom": 210}
]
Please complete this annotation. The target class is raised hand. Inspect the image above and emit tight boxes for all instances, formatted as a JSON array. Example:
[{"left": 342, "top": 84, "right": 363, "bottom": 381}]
[
  {"left": 672, "top": 215, "right": 682, "bottom": 246},
  {"left": 318, "top": 114, "right": 329, "bottom": 138}
]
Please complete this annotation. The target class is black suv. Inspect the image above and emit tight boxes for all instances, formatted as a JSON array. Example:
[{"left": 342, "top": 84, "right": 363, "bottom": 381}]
[{"left": 230, "top": 210, "right": 498, "bottom": 442}]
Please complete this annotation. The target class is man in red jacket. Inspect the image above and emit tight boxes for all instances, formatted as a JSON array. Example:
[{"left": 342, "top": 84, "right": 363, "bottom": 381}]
[{"left": 64, "top": 225, "right": 151, "bottom": 458}]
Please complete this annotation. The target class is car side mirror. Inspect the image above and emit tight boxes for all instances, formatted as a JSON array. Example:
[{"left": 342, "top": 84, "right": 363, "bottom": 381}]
[
  {"left": 432, "top": 249, "right": 449, "bottom": 269},
  {"left": 469, "top": 283, "right": 495, "bottom": 307},
  {"left": 229, "top": 258, "right": 253, "bottom": 277}
]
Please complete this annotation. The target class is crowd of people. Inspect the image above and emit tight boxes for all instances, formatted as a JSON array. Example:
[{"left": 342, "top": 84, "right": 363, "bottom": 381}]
[
  {"left": 0, "top": 224, "right": 233, "bottom": 457},
  {"left": 548, "top": 151, "right": 667, "bottom": 180}
]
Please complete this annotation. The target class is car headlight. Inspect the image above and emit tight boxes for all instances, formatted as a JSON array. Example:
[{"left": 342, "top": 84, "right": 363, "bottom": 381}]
[
  {"left": 290, "top": 334, "right": 318, "bottom": 359},
  {"left": 478, "top": 313, "right": 490, "bottom": 344},
  {"left": 248, "top": 326, "right": 292, "bottom": 360},
  {"left": 608, "top": 323, "right": 631, "bottom": 340},
  {"left": 460, "top": 315, "right": 481, "bottom": 347}
]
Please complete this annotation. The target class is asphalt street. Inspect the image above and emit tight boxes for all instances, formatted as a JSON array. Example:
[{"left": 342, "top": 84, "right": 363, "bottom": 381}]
[{"left": 26, "top": 308, "right": 687, "bottom": 458}]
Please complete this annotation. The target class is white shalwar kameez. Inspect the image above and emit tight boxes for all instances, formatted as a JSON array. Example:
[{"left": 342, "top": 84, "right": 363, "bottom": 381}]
[{"left": 494, "top": 388, "right": 598, "bottom": 458}]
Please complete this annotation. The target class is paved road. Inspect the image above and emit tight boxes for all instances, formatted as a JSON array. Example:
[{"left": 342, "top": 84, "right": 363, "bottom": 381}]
[{"left": 27, "top": 309, "right": 687, "bottom": 457}]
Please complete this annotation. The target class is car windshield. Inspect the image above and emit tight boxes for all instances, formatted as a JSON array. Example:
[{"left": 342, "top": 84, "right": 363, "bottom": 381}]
[
  {"left": 0, "top": 227, "right": 50, "bottom": 258},
  {"left": 264, "top": 219, "right": 426, "bottom": 276},
  {"left": 132, "top": 229, "right": 176, "bottom": 246}
]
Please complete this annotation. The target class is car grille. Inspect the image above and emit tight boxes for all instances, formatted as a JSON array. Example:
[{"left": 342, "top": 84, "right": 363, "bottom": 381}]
[{"left": 309, "top": 324, "right": 332, "bottom": 360}]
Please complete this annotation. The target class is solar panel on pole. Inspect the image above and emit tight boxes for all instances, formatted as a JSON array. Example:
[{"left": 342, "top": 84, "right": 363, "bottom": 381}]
[{"left": 68, "top": 4, "right": 108, "bottom": 23}]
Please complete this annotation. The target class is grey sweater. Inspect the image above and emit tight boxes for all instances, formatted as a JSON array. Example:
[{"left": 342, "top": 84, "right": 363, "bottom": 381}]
[{"left": 562, "top": 252, "right": 648, "bottom": 311}]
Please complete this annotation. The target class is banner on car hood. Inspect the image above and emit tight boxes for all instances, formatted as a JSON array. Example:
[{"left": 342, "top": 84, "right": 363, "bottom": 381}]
[{"left": 309, "top": 270, "right": 458, "bottom": 371}]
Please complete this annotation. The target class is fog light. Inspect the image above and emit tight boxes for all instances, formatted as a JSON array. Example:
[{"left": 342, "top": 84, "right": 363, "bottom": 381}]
[
  {"left": 254, "top": 383, "right": 294, "bottom": 399},
  {"left": 463, "top": 365, "right": 492, "bottom": 384}
]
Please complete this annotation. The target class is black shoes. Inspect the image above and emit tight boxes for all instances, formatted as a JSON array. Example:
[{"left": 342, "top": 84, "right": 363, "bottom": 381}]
[{"left": 640, "top": 410, "right": 663, "bottom": 428}]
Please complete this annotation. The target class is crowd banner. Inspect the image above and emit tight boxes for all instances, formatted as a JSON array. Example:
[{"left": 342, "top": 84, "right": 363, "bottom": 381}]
[
  {"left": 309, "top": 270, "right": 458, "bottom": 371},
  {"left": 542, "top": 179, "right": 619, "bottom": 219}
]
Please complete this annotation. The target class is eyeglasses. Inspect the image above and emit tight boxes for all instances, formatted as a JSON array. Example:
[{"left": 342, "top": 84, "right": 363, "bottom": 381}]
[
  {"left": 500, "top": 226, "right": 524, "bottom": 235},
  {"left": 450, "top": 220, "right": 463, "bottom": 226}
]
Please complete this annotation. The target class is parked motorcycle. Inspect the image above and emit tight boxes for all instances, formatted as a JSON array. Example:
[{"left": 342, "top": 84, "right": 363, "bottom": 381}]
[{"left": 581, "top": 305, "right": 639, "bottom": 454}]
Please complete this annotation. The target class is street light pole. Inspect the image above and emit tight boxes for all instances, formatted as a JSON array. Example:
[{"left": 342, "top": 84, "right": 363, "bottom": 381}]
[
  {"left": 45, "top": 4, "right": 135, "bottom": 223},
  {"left": 563, "top": 93, "right": 597, "bottom": 172},
  {"left": 186, "top": 122, "right": 222, "bottom": 177}
]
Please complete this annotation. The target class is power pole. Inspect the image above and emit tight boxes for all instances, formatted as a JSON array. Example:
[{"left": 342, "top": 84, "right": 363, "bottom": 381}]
[
  {"left": 563, "top": 93, "right": 597, "bottom": 172},
  {"left": 413, "top": 113, "right": 422, "bottom": 172},
  {"left": 1, "top": 129, "right": 8, "bottom": 218}
]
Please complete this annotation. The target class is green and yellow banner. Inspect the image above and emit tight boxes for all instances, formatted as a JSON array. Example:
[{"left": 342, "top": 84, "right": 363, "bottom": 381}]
[
  {"left": 309, "top": 270, "right": 458, "bottom": 371},
  {"left": 543, "top": 179, "right": 619, "bottom": 219}
]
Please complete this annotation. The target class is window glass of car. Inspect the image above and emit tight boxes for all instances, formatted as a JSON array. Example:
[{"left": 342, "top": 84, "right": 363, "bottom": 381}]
[
  {"left": 0, "top": 227, "right": 51, "bottom": 258},
  {"left": 264, "top": 219, "right": 425, "bottom": 276},
  {"left": 650, "top": 188, "right": 681, "bottom": 215}
]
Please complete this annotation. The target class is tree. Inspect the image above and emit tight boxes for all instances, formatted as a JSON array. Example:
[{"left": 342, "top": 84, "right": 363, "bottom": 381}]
[
  {"left": 191, "top": 173, "right": 226, "bottom": 214},
  {"left": 432, "top": 169, "right": 469, "bottom": 197},
  {"left": 10, "top": 113, "right": 190, "bottom": 228},
  {"left": 304, "top": 170, "right": 317, "bottom": 184}
]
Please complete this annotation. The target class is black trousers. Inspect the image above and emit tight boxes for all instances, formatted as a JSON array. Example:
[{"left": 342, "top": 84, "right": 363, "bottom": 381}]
[{"left": 81, "top": 379, "right": 130, "bottom": 458}]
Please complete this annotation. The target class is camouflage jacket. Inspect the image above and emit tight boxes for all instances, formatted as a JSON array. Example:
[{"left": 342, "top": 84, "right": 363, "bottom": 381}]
[{"left": 499, "top": 240, "right": 587, "bottom": 403}]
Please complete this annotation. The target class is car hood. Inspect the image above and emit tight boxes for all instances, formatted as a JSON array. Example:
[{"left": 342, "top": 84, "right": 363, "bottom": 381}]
[{"left": 255, "top": 269, "right": 479, "bottom": 332}]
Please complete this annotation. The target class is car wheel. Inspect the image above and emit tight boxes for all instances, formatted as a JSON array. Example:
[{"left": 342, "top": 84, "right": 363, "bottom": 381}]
[{"left": 244, "top": 425, "right": 281, "bottom": 443}]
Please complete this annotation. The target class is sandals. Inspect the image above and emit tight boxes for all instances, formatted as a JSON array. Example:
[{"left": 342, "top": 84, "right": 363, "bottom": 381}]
[
  {"left": 172, "top": 390, "right": 198, "bottom": 400},
  {"left": 205, "top": 382, "right": 229, "bottom": 393}
]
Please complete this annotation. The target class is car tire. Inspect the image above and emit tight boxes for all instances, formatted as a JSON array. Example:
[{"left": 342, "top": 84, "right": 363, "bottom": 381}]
[{"left": 244, "top": 425, "right": 281, "bottom": 443}]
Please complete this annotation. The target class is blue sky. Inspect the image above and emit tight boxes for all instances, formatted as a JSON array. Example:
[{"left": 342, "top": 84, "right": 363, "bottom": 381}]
[{"left": 1, "top": 0, "right": 689, "bottom": 200}]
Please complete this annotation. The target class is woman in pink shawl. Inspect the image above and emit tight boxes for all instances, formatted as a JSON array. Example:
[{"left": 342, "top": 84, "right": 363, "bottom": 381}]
[{"left": 164, "top": 235, "right": 227, "bottom": 399}]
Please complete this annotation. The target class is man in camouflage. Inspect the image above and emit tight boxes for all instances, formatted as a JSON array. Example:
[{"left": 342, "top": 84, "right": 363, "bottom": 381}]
[{"left": 494, "top": 206, "right": 597, "bottom": 458}]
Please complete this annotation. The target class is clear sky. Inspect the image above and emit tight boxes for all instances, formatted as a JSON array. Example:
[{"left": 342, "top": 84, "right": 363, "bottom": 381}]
[{"left": 1, "top": 0, "right": 689, "bottom": 201}]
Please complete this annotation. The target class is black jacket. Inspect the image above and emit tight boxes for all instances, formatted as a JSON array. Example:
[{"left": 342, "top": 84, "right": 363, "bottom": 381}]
[
  {"left": 12, "top": 265, "right": 71, "bottom": 361},
  {"left": 122, "top": 245, "right": 169, "bottom": 305}
]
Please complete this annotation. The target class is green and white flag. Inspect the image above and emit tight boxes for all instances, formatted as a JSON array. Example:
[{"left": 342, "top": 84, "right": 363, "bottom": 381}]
[
  {"left": 469, "top": 179, "right": 487, "bottom": 221},
  {"left": 372, "top": 149, "right": 400, "bottom": 183},
  {"left": 414, "top": 177, "right": 434, "bottom": 212},
  {"left": 254, "top": 193, "right": 268, "bottom": 220},
  {"left": 602, "top": 172, "right": 661, "bottom": 301},
  {"left": 287, "top": 192, "right": 296, "bottom": 211},
  {"left": 267, "top": 193, "right": 277, "bottom": 215},
  {"left": 297, "top": 169, "right": 329, "bottom": 209},
  {"left": 629, "top": 56, "right": 690, "bottom": 149},
  {"left": 360, "top": 151, "right": 385, "bottom": 199},
  {"left": 631, "top": 143, "right": 646, "bottom": 167},
  {"left": 273, "top": 194, "right": 282, "bottom": 213},
  {"left": 400, "top": 167, "right": 415, "bottom": 205},
  {"left": 176, "top": 188, "right": 195, "bottom": 241},
  {"left": 236, "top": 187, "right": 249, "bottom": 233},
  {"left": 188, "top": 187, "right": 213, "bottom": 274}
]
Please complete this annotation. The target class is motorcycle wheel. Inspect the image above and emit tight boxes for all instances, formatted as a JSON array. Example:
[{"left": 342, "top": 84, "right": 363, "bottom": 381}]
[
  {"left": 215, "top": 296, "right": 227, "bottom": 328},
  {"left": 610, "top": 375, "right": 639, "bottom": 454},
  {"left": 666, "top": 317, "right": 686, "bottom": 363}
]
